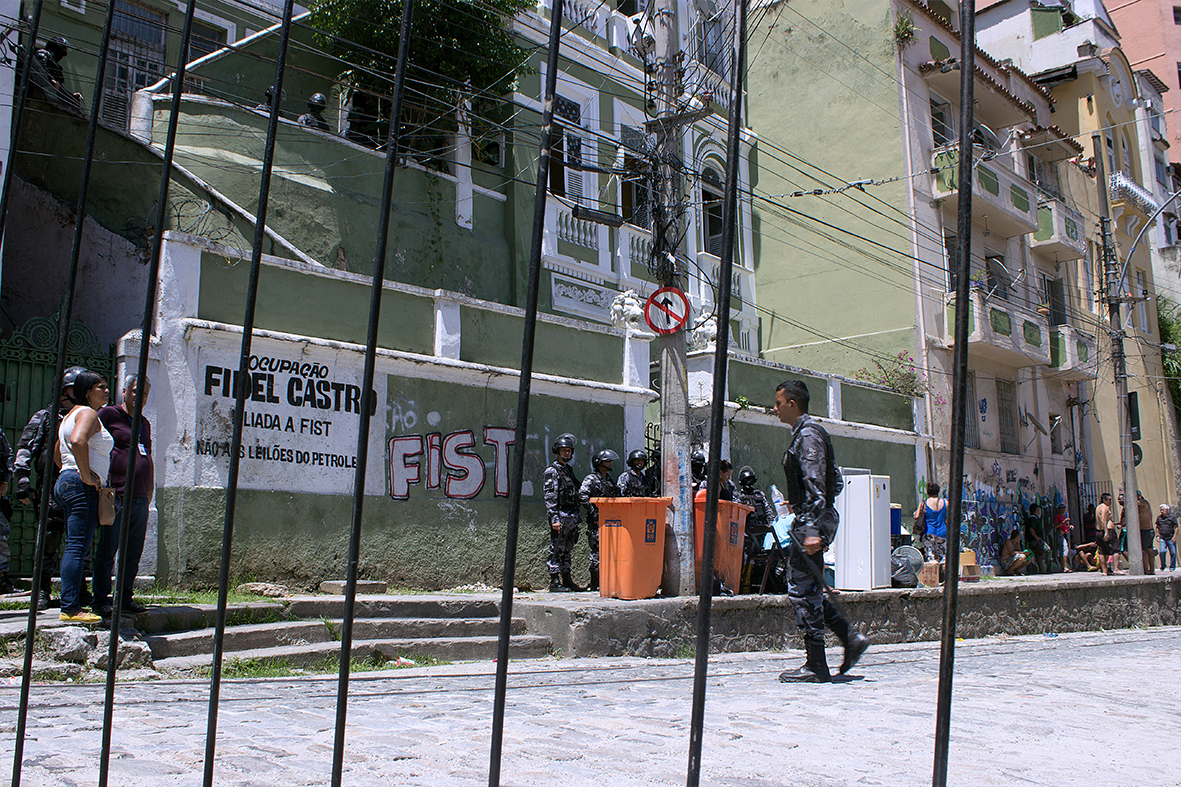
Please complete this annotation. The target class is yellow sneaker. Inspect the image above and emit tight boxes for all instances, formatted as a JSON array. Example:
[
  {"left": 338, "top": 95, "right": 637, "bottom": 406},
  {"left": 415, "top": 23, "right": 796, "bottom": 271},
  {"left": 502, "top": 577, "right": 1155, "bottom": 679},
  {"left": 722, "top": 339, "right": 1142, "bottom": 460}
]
[{"left": 59, "top": 610, "right": 102, "bottom": 624}]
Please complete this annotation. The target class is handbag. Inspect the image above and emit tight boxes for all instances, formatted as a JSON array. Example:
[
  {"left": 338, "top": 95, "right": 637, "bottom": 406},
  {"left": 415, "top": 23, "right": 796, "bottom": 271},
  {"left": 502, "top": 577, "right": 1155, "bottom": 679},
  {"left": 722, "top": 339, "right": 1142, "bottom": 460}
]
[
  {"left": 912, "top": 505, "right": 927, "bottom": 538},
  {"left": 98, "top": 487, "right": 116, "bottom": 526}
]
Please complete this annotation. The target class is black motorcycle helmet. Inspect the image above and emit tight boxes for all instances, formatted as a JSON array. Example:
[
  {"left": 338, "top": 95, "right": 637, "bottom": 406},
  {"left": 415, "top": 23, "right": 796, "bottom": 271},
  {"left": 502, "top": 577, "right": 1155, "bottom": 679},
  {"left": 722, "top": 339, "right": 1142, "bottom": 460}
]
[
  {"left": 593, "top": 449, "right": 619, "bottom": 470},
  {"left": 551, "top": 433, "right": 576, "bottom": 455},
  {"left": 738, "top": 465, "right": 757, "bottom": 488},
  {"left": 627, "top": 448, "right": 647, "bottom": 469}
]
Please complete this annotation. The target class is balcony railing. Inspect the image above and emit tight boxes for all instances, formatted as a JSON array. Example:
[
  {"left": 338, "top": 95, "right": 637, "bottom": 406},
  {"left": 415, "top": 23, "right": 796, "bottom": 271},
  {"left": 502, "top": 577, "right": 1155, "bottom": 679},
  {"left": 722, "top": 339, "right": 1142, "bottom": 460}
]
[
  {"left": 943, "top": 288, "right": 1051, "bottom": 368},
  {"left": 932, "top": 145, "right": 1038, "bottom": 237},
  {"left": 1048, "top": 325, "right": 1097, "bottom": 381},
  {"left": 1031, "top": 198, "right": 1086, "bottom": 261}
]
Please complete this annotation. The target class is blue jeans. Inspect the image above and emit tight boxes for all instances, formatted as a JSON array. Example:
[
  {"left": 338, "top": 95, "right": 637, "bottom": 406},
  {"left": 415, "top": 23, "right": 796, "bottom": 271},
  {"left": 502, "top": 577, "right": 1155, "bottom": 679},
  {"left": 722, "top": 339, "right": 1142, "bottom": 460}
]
[
  {"left": 94, "top": 495, "right": 149, "bottom": 608},
  {"left": 1160, "top": 538, "right": 1177, "bottom": 570},
  {"left": 54, "top": 470, "right": 97, "bottom": 613}
]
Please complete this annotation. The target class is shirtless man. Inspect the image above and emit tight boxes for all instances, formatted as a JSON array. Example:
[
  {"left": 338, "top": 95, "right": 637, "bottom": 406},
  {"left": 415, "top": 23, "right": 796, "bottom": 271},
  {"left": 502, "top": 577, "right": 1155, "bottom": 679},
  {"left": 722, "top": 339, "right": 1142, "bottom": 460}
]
[{"left": 1095, "top": 492, "right": 1122, "bottom": 575}]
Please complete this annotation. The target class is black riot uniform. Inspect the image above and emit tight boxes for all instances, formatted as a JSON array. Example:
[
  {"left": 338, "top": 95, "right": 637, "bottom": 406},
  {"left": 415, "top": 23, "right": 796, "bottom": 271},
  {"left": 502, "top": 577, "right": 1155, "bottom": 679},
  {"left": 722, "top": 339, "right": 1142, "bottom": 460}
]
[
  {"left": 12, "top": 367, "right": 90, "bottom": 609},
  {"left": 580, "top": 449, "right": 619, "bottom": 591},
  {"left": 776, "top": 381, "right": 868, "bottom": 683},
  {"left": 298, "top": 92, "right": 331, "bottom": 131},
  {"left": 544, "top": 433, "right": 582, "bottom": 591},
  {"left": 690, "top": 450, "right": 707, "bottom": 495},
  {"left": 737, "top": 466, "right": 777, "bottom": 593},
  {"left": 617, "top": 449, "right": 655, "bottom": 497}
]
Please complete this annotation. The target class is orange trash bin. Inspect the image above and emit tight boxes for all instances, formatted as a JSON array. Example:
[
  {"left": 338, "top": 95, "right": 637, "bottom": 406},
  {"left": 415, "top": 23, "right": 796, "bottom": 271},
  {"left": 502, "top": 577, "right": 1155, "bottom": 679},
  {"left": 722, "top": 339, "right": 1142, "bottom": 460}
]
[
  {"left": 693, "top": 490, "right": 752, "bottom": 593},
  {"left": 591, "top": 497, "right": 671, "bottom": 600}
]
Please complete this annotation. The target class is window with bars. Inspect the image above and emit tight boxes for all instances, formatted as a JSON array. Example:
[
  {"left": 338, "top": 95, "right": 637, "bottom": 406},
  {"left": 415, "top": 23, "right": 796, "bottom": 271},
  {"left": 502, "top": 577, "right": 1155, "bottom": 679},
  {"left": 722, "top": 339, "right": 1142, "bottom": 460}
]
[
  {"left": 965, "top": 372, "right": 980, "bottom": 449},
  {"left": 702, "top": 168, "right": 724, "bottom": 257},
  {"left": 620, "top": 125, "right": 650, "bottom": 229},
  {"left": 549, "top": 95, "right": 584, "bottom": 205},
  {"left": 945, "top": 232, "right": 959, "bottom": 292},
  {"left": 696, "top": 15, "right": 730, "bottom": 83},
  {"left": 931, "top": 98, "right": 953, "bottom": 148},
  {"left": 102, "top": 0, "right": 167, "bottom": 130},
  {"left": 996, "top": 379, "right": 1019, "bottom": 455},
  {"left": 1027, "top": 154, "right": 1062, "bottom": 200}
]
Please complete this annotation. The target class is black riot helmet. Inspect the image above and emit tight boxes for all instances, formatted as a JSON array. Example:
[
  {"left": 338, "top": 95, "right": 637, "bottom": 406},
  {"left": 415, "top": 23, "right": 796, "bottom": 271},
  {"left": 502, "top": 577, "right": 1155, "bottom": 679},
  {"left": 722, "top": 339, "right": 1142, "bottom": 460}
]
[
  {"left": 46, "top": 37, "right": 68, "bottom": 59},
  {"left": 593, "top": 449, "right": 619, "bottom": 470},
  {"left": 308, "top": 92, "right": 327, "bottom": 111},
  {"left": 738, "top": 465, "right": 757, "bottom": 488},
  {"left": 690, "top": 450, "right": 706, "bottom": 473},
  {"left": 627, "top": 448, "right": 648, "bottom": 469},
  {"left": 552, "top": 433, "right": 576, "bottom": 455},
  {"left": 62, "top": 365, "right": 89, "bottom": 392}
]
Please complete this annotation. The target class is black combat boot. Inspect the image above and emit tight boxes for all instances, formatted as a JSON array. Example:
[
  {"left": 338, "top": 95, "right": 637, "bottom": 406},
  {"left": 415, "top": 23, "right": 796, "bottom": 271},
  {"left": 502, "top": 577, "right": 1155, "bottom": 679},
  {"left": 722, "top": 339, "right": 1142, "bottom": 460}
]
[
  {"left": 561, "top": 572, "right": 584, "bottom": 592},
  {"left": 840, "top": 632, "right": 870, "bottom": 674},
  {"left": 548, "top": 574, "right": 568, "bottom": 592},
  {"left": 588, "top": 568, "right": 599, "bottom": 592},
  {"left": 779, "top": 639, "right": 831, "bottom": 683}
]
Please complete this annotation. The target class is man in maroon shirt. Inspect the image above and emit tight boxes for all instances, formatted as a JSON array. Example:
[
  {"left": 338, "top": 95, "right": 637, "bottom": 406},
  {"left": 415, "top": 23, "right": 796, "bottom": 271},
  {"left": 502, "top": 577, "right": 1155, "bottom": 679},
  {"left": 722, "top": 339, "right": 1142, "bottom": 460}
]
[{"left": 94, "top": 374, "right": 153, "bottom": 618}]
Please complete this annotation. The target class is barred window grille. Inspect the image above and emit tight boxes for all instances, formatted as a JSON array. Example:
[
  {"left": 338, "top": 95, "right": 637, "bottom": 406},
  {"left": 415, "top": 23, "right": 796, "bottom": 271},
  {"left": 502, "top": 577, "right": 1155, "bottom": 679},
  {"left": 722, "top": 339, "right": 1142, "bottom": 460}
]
[
  {"left": 102, "top": 0, "right": 167, "bottom": 130},
  {"left": 997, "top": 379, "right": 1019, "bottom": 455}
]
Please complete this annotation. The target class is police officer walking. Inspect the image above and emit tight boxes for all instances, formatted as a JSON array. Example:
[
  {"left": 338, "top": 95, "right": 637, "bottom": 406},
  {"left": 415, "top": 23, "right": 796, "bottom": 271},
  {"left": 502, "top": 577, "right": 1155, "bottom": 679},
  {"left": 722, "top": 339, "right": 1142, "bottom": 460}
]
[
  {"left": 580, "top": 449, "right": 619, "bottom": 592},
  {"left": 544, "top": 433, "right": 582, "bottom": 592},
  {"left": 773, "top": 380, "right": 869, "bottom": 682},
  {"left": 617, "top": 449, "right": 654, "bottom": 497}
]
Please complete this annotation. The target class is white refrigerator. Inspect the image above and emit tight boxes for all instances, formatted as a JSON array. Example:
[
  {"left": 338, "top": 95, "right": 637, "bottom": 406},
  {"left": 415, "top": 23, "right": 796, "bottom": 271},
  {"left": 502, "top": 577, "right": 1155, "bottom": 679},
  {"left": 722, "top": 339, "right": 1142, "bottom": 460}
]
[{"left": 832, "top": 473, "right": 891, "bottom": 590}]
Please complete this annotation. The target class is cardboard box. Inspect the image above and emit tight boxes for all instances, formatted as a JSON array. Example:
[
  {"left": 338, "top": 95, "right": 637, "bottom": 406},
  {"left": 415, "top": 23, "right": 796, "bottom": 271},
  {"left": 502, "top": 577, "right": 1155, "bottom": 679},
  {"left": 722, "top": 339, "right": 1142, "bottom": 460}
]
[{"left": 919, "top": 561, "right": 942, "bottom": 587}]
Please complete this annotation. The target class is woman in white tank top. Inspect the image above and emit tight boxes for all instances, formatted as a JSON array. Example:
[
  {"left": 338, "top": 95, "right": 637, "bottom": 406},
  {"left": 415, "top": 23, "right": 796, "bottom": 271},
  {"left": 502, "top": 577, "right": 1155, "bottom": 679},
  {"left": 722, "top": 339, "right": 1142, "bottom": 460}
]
[{"left": 52, "top": 369, "right": 111, "bottom": 622}]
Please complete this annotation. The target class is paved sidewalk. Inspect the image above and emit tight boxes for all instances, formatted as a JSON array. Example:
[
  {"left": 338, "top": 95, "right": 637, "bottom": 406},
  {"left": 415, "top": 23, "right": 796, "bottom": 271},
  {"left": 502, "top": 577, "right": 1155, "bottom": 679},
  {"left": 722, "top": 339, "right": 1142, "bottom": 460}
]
[{"left": 1, "top": 627, "right": 1178, "bottom": 786}]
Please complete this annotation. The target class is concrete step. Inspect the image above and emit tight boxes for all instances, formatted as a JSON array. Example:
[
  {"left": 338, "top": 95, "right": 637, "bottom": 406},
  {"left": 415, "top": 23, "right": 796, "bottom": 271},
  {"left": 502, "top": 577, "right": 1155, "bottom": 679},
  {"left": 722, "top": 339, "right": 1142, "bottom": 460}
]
[
  {"left": 152, "top": 634, "right": 553, "bottom": 673},
  {"left": 144, "top": 616, "right": 524, "bottom": 660},
  {"left": 284, "top": 595, "right": 502, "bottom": 620},
  {"left": 132, "top": 602, "right": 288, "bottom": 634}
]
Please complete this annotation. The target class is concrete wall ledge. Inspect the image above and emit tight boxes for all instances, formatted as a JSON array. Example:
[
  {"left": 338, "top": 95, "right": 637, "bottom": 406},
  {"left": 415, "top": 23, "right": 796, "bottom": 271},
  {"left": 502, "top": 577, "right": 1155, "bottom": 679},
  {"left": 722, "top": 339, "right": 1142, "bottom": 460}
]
[{"left": 515, "top": 574, "right": 1181, "bottom": 658}]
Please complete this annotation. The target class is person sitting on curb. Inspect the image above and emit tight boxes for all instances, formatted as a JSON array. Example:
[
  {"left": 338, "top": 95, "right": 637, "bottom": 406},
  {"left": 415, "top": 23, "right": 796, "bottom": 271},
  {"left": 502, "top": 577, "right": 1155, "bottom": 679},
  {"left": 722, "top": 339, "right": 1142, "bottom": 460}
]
[{"left": 1000, "top": 528, "right": 1032, "bottom": 576}]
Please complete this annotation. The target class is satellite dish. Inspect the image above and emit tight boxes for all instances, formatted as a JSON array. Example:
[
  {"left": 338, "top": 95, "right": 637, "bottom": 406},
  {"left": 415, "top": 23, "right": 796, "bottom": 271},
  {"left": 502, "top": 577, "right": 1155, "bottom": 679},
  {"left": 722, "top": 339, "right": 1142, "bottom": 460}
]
[{"left": 893, "top": 545, "right": 924, "bottom": 573}]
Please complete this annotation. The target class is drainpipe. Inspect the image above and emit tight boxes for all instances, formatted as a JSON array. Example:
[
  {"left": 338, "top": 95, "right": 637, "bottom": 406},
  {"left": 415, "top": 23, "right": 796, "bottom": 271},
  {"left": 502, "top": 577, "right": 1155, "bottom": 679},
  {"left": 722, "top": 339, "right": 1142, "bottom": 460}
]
[{"left": 895, "top": 27, "right": 936, "bottom": 485}]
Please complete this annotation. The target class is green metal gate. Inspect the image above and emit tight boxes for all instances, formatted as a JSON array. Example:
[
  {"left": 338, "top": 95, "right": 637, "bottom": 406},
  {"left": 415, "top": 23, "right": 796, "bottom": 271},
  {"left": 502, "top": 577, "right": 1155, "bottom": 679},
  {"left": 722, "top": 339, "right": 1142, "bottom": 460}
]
[{"left": 0, "top": 315, "right": 114, "bottom": 576}]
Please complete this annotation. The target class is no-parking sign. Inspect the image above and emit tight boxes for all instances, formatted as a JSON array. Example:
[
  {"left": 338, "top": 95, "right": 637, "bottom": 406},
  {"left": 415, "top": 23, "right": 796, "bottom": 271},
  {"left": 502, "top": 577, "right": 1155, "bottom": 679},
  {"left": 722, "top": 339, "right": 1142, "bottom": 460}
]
[{"left": 644, "top": 287, "right": 690, "bottom": 335}]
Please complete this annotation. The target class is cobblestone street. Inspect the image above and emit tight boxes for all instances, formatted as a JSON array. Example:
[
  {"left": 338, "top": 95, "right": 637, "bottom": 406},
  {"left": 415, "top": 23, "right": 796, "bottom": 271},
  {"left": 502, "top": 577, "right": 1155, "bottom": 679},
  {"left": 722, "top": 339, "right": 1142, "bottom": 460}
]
[{"left": 2, "top": 627, "right": 1178, "bottom": 786}]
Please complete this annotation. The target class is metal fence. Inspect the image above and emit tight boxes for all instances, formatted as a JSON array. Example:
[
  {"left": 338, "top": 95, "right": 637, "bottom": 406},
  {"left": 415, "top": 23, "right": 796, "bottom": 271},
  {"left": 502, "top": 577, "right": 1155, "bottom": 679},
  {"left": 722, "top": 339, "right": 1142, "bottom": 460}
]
[{"left": 0, "top": 315, "right": 113, "bottom": 575}]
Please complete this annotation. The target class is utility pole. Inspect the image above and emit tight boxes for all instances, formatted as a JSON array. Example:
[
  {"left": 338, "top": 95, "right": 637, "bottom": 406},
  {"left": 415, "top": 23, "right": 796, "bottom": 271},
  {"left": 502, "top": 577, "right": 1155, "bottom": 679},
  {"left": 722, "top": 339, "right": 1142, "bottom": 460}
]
[
  {"left": 1093, "top": 134, "right": 1143, "bottom": 574},
  {"left": 651, "top": 0, "right": 694, "bottom": 594}
]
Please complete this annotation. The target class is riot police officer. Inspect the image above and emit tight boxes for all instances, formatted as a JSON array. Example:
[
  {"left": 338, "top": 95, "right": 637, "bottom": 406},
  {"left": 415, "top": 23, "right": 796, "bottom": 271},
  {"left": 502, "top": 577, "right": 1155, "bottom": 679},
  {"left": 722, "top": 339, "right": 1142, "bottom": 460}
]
[
  {"left": 298, "top": 92, "right": 330, "bottom": 131},
  {"left": 544, "top": 433, "right": 582, "bottom": 592},
  {"left": 690, "top": 449, "right": 707, "bottom": 495},
  {"left": 617, "top": 449, "right": 655, "bottom": 497},
  {"left": 580, "top": 449, "right": 620, "bottom": 591},
  {"left": 774, "top": 380, "right": 869, "bottom": 682},
  {"left": 737, "top": 465, "right": 776, "bottom": 592},
  {"left": 12, "top": 366, "right": 90, "bottom": 610}
]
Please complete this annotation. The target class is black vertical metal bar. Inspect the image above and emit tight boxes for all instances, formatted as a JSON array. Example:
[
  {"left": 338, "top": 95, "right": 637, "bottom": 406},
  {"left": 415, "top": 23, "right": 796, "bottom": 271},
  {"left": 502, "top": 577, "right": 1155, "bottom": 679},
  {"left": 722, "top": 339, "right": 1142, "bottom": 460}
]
[
  {"left": 202, "top": 0, "right": 296, "bottom": 783},
  {"left": 0, "top": 0, "right": 44, "bottom": 246},
  {"left": 932, "top": 2, "right": 975, "bottom": 785},
  {"left": 488, "top": 2, "right": 563, "bottom": 785},
  {"left": 686, "top": 1, "right": 743, "bottom": 785},
  {"left": 10, "top": 1, "right": 119, "bottom": 783},
  {"left": 97, "top": 3, "right": 199, "bottom": 784},
  {"left": 329, "top": 1, "right": 413, "bottom": 784}
]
